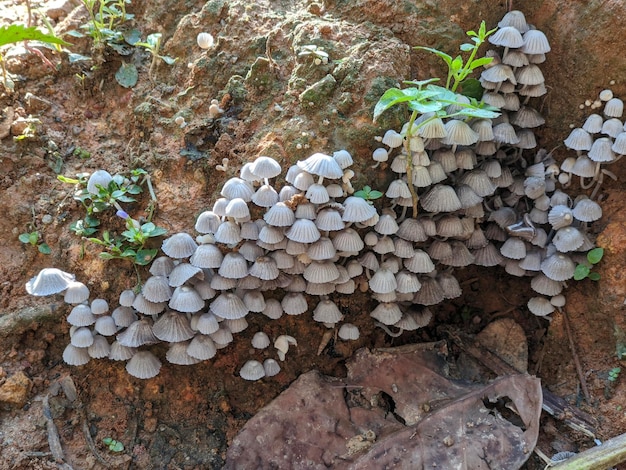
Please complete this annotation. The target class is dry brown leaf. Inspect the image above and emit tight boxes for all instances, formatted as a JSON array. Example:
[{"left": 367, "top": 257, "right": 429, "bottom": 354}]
[{"left": 224, "top": 343, "right": 542, "bottom": 469}]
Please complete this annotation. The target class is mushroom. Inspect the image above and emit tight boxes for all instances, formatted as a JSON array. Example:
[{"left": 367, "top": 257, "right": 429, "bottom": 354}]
[{"left": 126, "top": 351, "right": 162, "bottom": 379}]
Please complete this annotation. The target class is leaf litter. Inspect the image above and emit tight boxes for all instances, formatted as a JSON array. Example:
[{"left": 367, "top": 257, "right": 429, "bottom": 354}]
[{"left": 225, "top": 343, "right": 542, "bottom": 469}]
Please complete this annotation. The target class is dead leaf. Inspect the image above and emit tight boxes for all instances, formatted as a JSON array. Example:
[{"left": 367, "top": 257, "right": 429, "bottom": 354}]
[{"left": 224, "top": 343, "right": 542, "bottom": 470}]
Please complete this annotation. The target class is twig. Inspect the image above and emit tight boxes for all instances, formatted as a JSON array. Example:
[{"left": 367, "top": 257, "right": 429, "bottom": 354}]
[
  {"left": 550, "top": 431, "right": 626, "bottom": 469},
  {"left": 560, "top": 308, "right": 592, "bottom": 404},
  {"left": 42, "top": 395, "right": 72, "bottom": 468}
]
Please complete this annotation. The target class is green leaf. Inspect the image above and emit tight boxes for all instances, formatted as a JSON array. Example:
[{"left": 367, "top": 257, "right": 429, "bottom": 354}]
[
  {"left": 115, "top": 63, "right": 138, "bottom": 88},
  {"left": 402, "top": 78, "right": 440, "bottom": 88},
  {"left": 28, "top": 232, "right": 39, "bottom": 245},
  {"left": 574, "top": 264, "right": 590, "bottom": 281},
  {"left": 109, "top": 441, "right": 124, "bottom": 452},
  {"left": 0, "top": 24, "right": 70, "bottom": 48},
  {"left": 19, "top": 233, "right": 32, "bottom": 244},
  {"left": 414, "top": 46, "right": 453, "bottom": 66},
  {"left": 458, "top": 78, "right": 484, "bottom": 100},
  {"left": 124, "top": 29, "right": 141, "bottom": 45},
  {"left": 459, "top": 43, "right": 474, "bottom": 52},
  {"left": 587, "top": 247, "right": 604, "bottom": 264},
  {"left": 588, "top": 272, "right": 601, "bottom": 281},
  {"left": 141, "top": 222, "right": 156, "bottom": 233},
  {"left": 111, "top": 189, "right": 125, "bottom": 199},
  {"left": 369, "top": 190, "right": 383, "bottom": 199},
  {"left": 354, "top": 190, "right": 366, "bottom": 199},
  {"left": 116, "top": 195, "right": 136, "bottom": 203},
  {"left": 38, "top": 243, "right": 51, "bottom": 254},
  {"left": 373, "top": 88, "right": 418, "bottom": 122},
  {"left": 408, "top": 100, "right": 443, "bottom": 114},
  {"left": 450, "top": 56, "right": 463, "bottom": 73},
  {"left": 68, "top": 52, "right": 91, "bottom": 63},
  {"left": 99, "top": 252, "right": 116, "bottom": 260},
  {"left": 135, "top": 249, "right": 158, "bottom": 265},
  {"left": 160, "top": 55, "right": 177, "bottom": 65},
  {"left": 57, "top": 175, "right": 81, "bottom": 184},
  {"left": 146, "top": 33, "right": 162, "bottom": 49},
  {"left": 148, "top": 226, "right": 167, "bottom": 237},
  {"left": 468, "top": 57, "right": 494, "bottom": 71}
]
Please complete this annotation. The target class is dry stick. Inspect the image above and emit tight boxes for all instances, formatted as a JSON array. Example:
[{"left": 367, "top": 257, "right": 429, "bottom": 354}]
[
  {"left": 42, "top": 395, "right": 74, "bottom": 470},
  {"left": 560, "top": 307, "right": 592, "bottom": 404},
  {"left": 550, "top": 432, "right": 626, "bottom": 470},
  {"left": 441, "top": 327, "right": 597, "bottom": 438}
]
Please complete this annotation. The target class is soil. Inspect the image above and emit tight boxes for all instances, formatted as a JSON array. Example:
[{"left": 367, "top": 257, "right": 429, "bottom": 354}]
[{"left": 1, "top": 0, "right": 626, "bottom": 469}]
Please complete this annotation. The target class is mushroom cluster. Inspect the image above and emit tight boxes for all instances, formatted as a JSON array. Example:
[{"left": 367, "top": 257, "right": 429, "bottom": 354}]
[{"left": 25, "top": 10, "right": 607, "bottom": 379}]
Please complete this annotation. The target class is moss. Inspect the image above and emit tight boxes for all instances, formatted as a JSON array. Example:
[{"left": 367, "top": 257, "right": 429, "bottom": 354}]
[
  {"left": 221, "top": 75, "right": 247, "bottom": 104},
  {"left": 245, "top": 57, "right": 274, "bottom": 91},
  {"left": 201, "top": 0, "right": 227, "bottom": 19},
  {"left": 299, "top": 74, "right": 337, "bottom": 107}
]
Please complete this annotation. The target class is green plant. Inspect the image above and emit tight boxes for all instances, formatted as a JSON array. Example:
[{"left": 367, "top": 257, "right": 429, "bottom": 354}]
[
  {"left": 135, "top": 33, "right": 177, "bottom": 81},
  {"left": 19, "top": 230, "right": 51, "bottom": 254},
  {"left": 608, "top": 367, "right": 621, "bottom": 382},
  {"left": 0, "top": 24, "right": 69, "bottom": 89},
  {"left": 373, "top": 21, "right": 500, "bottom": 217},
  {"left": 354, "top": 185, "right": 383, "bottom": 204},
  {"left": 102, "top": 437, "right": 124, "bottom": 452},
  {"left": 58, "top": 168, "right": 165, "bottom": 267},
  {"left": 76, "top": 0, "right": 133, "bottom": 49},
  {"left": 573, "top": 247, "right": 604, "bottom": 281}
]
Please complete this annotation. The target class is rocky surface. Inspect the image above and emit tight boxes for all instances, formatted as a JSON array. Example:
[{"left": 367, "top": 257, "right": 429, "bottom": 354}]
[{"left": 1, "top": 0, "right": 626, "bottom": 468}]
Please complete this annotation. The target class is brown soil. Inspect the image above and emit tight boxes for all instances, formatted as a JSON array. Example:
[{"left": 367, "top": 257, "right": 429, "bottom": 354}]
[{"left": 1, "top": 0, "right": 626, "bottom": 469}]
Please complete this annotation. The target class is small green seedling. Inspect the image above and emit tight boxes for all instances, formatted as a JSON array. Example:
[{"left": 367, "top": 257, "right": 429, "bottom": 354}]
[
  {"left": 0, "top": 24, "right": 69, "bottom": 89},
  {"left": 608, "top": 367, "right": 621, "bottom": 382},
  {"left": 573, "top": 247, "right": 604, "bottom": 281},
  {"left": 135, "top": 33, "right": 177, "bottom": 82},
  {"left": 19, "top": 231, "right": 51, "bottom": 254},
  {"left": 76, "top": 0, "right": 133, "bottom": 49},
  {"left": 298, "top": 44, "right": 329, "bottom": 65},
  {"left": 102, "top": 437, "right": 124, "bottom": 452},
  {"left": 373, "top": 21, "right": 499, "bottom": 218},
  {"left": 354, "top": 185, "right": 383, "bottom": 204},
  {"left": 415, "top": 20, "right": 497, "bottom": 95}
]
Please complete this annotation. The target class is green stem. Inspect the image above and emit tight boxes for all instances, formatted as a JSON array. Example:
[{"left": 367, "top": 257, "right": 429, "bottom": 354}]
[{"left": 404, "top": 110, "right": 419, "bottom": 218}]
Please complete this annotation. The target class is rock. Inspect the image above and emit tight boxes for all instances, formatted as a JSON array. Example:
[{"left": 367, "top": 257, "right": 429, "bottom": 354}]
[
  {"left": 0, "top": 371, "right": 33, "bottom": 407},
  {"left": 0, "top": 107, "right": 14, "bottom": 140}
]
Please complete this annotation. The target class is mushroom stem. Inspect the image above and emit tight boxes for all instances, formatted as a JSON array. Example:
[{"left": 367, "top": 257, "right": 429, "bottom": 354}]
[
  {"left": 317, "top": 175, "right": 325, "bottom": 185},
  {"left": 374, "top": 321, "right": 404, "bottom": 338}
]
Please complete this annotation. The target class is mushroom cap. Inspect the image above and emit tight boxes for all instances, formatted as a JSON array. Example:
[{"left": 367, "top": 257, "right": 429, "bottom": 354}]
[
  {"left": 210, "top": 292, "right": 249, "bottom": 320},
  {"left": 262, "top": 298, "right": 284, "bottom": 319},
  {"left": 225, "top": 198, "right": 250, "bottom": 219},
  {"left": 500, "top": 237, "right": 527, "bottom": 260},
  {"left": 94, "top": 316, "right": 118, "bottom": 336},
  {"left": 420, "top": 184, "right": 462, "bottom": 212},
  {"left": 264, "top": 202, "right": 295, "bottom": 227},
  {"left": 187, "top": 334, "right": 217, "bottom": 360},
  {"left": 67, "top": 304, "right": 96, "bottom": 327},
  {"left": 303, "top": 260, "right": 340, "bottom": 283},
  {"left": 472, "top": 242, "right": 505, "bottom": 267},
  {"left": 297, "top": 152, "right": 343, "bottom": 179},
  {"left": 571, "top": 155, "right": 596, "bottom": 177},
  {"left": 111, "top": 307, "right": 138, "bottom": 328},
  {"left": 588, "top": 137, "right": 616, "bottom": 162},
  {"left": 126, "top": 351, "right": 162, "bottom": 379},
  {"left": 315, "top": 208, "right": 345, "bottom": 231},
  {"left": 250, "top": 156, "right": 282, "bottom": 179},
  {"left": 63, "top": 344, "right": 91, "bottom": 366},
  {"left": 162, "top": 232, "right": 198, "bottom": 259},
  {"left": 459, "top": 170, "right": 497, "bottom": 198},
  {"left": 582, "top": 114, "right": 603, "bottom": 134},
  {"left": 26, "top": 268, "right": 75, "bottom": 296},
  {"left": 70, "top": 326, "right": 94, "bottom": 348},
  {"left": 224, "top": 317, "right": 248, "bottom": 334},
  {"left": 190, "top": 243, "right": 224, "bottom": 269},
  {"left": 117, "top": 318, "right": 158, "bottom": 347},
  {"left": 481, "top": 64, "right": 516, "bottom": 84},
  {"left": 563, "top": 128, "right": 592, "bottom": 151},
  {"left": 511, "top": 106, "right": 545, "bottom": 128},
  {"left": 572, "top": 197, "right": 602, "bottom": 222},
  {"left": 194, "top": 312, "right": 220, "bottom": 335},
  {"left": 118, "top": 289, "right": 136, "bottom": 307},
  {"left": 333, "top": 227, "right": 365, "bottom": 252},
  {"left": 342, "top": 196, "right": 377, "bottom": 223},
  {"left": 251, "top": 331, "right": 271, "bottom": 349},
  {"left": 210, "top": 327, "right": 234, "bottom": 346},
  {"left": 221, "top": 177, "right": 254, "bottom": 201},
  {"left": 242, "top": 290, "right": 266, "bottom": 313},
  {"left": 249, "top": 256, "right": 280, "bottom": 280},
  {"left": 601, "top": 118, "right": 623, "bottom": 138},
  {"left": 521, "top": 29, "right": 551, "bottom": 54},
  {"left": 370, "top": 302, "right": 403, "bottom": 325},
  {"left": 604, "top": 97, "right": 624, "bottom": 118},
  {"left": 169, "top": 263, "right": 204, "bottom": 287},
  {"left": 541, "top": 253, "right": 575, "bottom": 281},
  {"left": 166, "top": 341, "right": 201, "bottom": 365},
  {"left": 86, "top": 169, "right": 113, "bottom": 195},
  {"left": 286, "top": 219, "right": 321, "bottom": 243},
  {"left": 305, "top": 183, "right": 330, "bottom": 204},
  {"left": 489, "top": 26, "right": 525, "bottom": 48},
  {"left": 333, "top": 149, "right": 354, "bottom": 168},
  {"left": 404, "top": 250, "right": 435, "bottom": 274},
  {"left": 252, "top": 184, "right": 279, "bottom": 208},
  {"left": 498, "top": 10, "right": 529, "bottom": 33},
  {"left": 142, "top": 275, "right": 173, "bottom": 303},
  {"left": 149, "top": 256, "right": 175, "bottom": 277},
  {"left": 372, "top": 147, "right": 389, "bottom": 162},
  {"left": 528, "top": 296, "right": 555, "bottom": 316},
  {"left": 64, "top": 281, "right": 90, "bottom": 304},
  {"left": 108, "top": 341, "right": 136, "bottom": 361},
  {"left": 131, "top": 294, "right": 167, "bottom": 316},
  {"left": 240, "top": 360, "right": 265, "bottom": 381},
  {"left": 611, "top": 132, "right": 626, "bottom": 155},
  {"left": 195, "top": 210, "right": 222, "bottom": 234},
  {"left": 263, "top": 358, "right": 281, "bottom": 377},
  {"left": 168, "top": 286, "right": 205, "bottom": 313},
  {"left": 313, "top": 299, "right": 343, "bottom": 324},
  {"left": 152, "top": 308, "right": 194, "bottom": 343},
  {"left": 553, "top": 227, "right": 584, "bottom": 252},
  {"left": 218, "top": 252, "right": 249, "bottom": 279}
]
